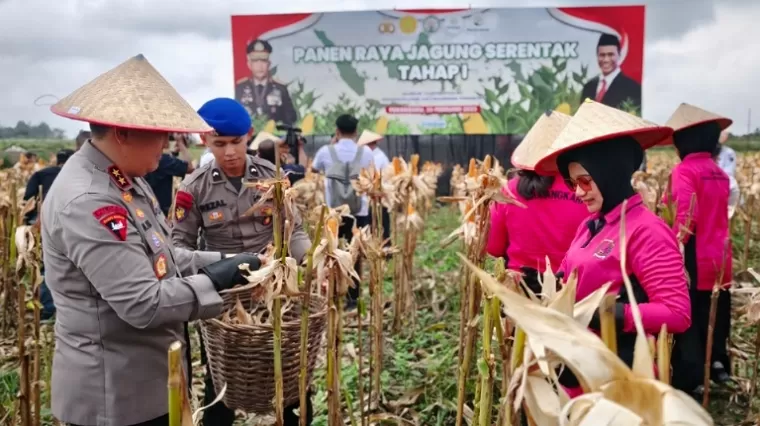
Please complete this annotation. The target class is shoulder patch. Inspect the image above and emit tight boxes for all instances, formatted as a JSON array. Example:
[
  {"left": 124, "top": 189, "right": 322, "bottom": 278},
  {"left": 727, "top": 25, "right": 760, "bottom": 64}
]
[
  {"left": 93, "top": 205, "right": 129, "bottom": 241},
  {"left": 183, "top": 161, "right": 214, "bottom": 186},
  {"left": 175, "top": 191, "right": 194, "bottom": 210},
  {"left": 249, "top": 155, "right": 276, "bottom": 171}
]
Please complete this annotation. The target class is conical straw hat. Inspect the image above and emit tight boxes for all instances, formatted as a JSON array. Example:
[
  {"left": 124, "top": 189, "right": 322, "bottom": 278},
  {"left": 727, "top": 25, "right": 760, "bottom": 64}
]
[
  {"left": 660, "top": 103, "right": 732, "bottom": 146},
  {"left": 665, "top": 103, "right": 732, "bottom": 132},
  {"left": 249, "top": 131, "right": 280, "bottom": 150},
  {"left": 510, "top": 110, "right": 571, "bottom": 171},
  {"left": 358, "top": 130, "right": 383, "bottom": 146},
  {"left": 51, "top": 54, "right": 213, "bottom": 133},
  {"left": 534, "top": 99, "right": 672, "bottom": 175}
]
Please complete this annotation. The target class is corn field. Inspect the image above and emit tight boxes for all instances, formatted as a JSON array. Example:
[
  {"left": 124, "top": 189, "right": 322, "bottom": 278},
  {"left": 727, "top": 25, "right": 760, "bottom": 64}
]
[{"left": 0, "top": 148, "right": 758, "bottom": 425}]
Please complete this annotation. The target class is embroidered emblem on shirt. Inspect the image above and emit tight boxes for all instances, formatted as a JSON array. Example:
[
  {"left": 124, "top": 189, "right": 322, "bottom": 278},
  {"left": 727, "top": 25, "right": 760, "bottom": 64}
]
[
  {"left": 211, "top": 169, "right": 223, "bottom": 183},
  {"left": 593, "top": 239, "right": 615, "bottom": 259},
  {"left": 174, "top": 191, "right": 194, "bottom": 223},
  {"left": 92, "top": 205, "right": 129, "bottom": 241},
  {"left": 175, "top": 207, "right": 187, "bottom": 223},
  {"left": 122, "top": 192, "right": 133, "bottom": 203},
  {"left": 155, "top": 254, "right": 167, "bottom": 279},
  {"left": 151, "top": 231, "right": 163, "bottom": 248},
  {"left": 141, "top": 221, "right": 152, "bottom": 231},
  {"left": 208, "top": 211, "right": 224, "bottom": 222},
  {"left": 248, "top": 165, "right": 258, "bottom": 176},
  {"left": 259, "top": 206, "right": 273, "bottom": 226},
  {"left": 135, "top": 208, "right": 145, "bottom": 218},
  {"left": 107, "top": 165, "right": 131, "bottom": 190}
]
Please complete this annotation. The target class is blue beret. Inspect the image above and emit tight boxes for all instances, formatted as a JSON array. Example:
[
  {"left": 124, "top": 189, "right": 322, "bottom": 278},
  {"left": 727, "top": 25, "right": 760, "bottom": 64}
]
[{"left": 197, "top": 98, "right": 251, "bottom": 137}]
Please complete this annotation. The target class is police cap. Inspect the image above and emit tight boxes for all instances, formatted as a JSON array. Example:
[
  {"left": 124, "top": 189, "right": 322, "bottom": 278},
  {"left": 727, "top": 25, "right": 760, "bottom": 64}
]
[
  {"left": 197, "top": 97, "right": 252, "bottom": 137},
  {"left": 246, "top": 39, "right": 272, "bottom": 60}
]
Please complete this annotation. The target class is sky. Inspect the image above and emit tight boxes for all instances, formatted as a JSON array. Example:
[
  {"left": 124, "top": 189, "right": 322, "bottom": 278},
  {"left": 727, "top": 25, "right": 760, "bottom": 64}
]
[{"left": 0, "top": 0, "right": 758, "bottom": 138}]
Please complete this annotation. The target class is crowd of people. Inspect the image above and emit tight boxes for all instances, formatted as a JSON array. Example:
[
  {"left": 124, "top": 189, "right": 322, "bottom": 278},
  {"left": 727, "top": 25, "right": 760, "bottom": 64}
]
[
  {"left": 486, "top": 100, "right": 736, "bottom": 401},
  {"left": 23, "top": 51, "right": 738, "bottom": 426}
]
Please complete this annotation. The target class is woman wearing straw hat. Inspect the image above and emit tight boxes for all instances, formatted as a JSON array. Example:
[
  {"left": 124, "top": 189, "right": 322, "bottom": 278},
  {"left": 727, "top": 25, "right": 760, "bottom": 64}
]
[
  {"left": 660, "top": 103, "right": 734, "bottom": 396},
  {"left": 485, "top": 111, "right": 588, "bottom": 294},
  {"left": 41, "top": 54, "right": 265, "bottom": 426},
  {"left": 533, "top": 99, "right": 691, "bottom": 396},
  {"left": 357, "top": 129, "right": 392, "bottom": 241}
]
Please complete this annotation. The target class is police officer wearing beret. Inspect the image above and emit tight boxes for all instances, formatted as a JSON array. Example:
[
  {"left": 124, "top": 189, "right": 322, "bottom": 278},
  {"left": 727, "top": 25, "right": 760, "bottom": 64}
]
[
  {"left": 41, "top": 54, "right": 266, "bottom": 426},
  {"left": 169, "top": 97, "right": 313, "bottom": 425},
  {"left": 235, "top": 39, "right": 298, "bottom": 126}
]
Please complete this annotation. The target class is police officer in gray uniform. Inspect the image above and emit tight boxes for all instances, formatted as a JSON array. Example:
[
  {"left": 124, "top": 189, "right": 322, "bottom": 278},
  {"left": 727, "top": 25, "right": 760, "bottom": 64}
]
[
  {"left": 42, "top": 54, "right": 265, "bottom": 426},
  {"left": 171, "top": 97, "right": 310, "bottom": 261},
  {"left": 234, "top": 39, "right": 298, "bottom": 126},
  {"left": 170, "top": 97, "right": 312, "bottom": 425}
]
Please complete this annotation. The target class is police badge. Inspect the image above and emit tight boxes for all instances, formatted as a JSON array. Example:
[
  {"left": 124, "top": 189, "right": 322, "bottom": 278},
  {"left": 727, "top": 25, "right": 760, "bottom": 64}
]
[{"left": 267, "top": 88, "right": 282, "bottom": 107}]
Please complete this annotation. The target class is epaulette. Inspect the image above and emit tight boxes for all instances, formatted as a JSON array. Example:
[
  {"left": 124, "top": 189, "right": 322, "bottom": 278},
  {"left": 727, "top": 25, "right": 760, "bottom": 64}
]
[
  {"left": 271, "top": 78, "right": 286, "bottom": 86},
  {"left": 249, "top": 154, "right": 276, "bottom": 171},
  {"left": 236, "top": 76, "right": 250, "bottom": 85},
  {"left": 181, "top": 161, "right": 213, "bottom": 186}
]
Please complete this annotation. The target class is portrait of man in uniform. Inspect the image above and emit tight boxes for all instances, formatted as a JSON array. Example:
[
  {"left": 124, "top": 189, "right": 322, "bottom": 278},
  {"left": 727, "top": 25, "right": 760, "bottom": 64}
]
[
  {"left": 580, "top": 33, "right": 642, "bottom": 114},
  {"left": 235, "top": 39, "right": 298, "bottom": 126}
]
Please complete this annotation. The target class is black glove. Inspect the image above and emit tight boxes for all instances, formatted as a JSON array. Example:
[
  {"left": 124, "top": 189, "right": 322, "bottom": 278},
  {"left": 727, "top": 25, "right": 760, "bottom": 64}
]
[
  {"left": 588, "top": 302, "right": 626, "bottom": 331},
  {"left": 200, "top": 253, "right": 262, "bottom": 292}
]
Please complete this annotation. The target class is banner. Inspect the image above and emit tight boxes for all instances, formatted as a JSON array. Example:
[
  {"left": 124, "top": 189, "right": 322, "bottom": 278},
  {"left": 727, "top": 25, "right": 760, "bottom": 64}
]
[{"left": 231, "top": 6, "right": 644, "bottom": 135}]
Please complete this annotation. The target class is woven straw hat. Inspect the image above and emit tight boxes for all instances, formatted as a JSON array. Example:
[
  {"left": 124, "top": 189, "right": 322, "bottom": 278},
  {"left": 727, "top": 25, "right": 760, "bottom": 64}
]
[
  {"left": 534, "top": 99, "right": 673, "bottom": 175},
  {"left": 357, "top": 130, "right": 383, "bottom": 146},
  {"left": 511, "top": 110, "right": 571, "bottom": 171},
  {"left": 665, "top": 103, "right": 732, "bottom": 133},
  {"left": 249, "top": 131, "right": 280, "bottom": 150},
  {"left": 51, "top": 54, "right": 212, "bottom": 133}
]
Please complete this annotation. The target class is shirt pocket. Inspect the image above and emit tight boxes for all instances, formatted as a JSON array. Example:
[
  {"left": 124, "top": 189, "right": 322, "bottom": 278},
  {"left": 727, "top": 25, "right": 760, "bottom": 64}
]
[{"left": 201, "top": 206, "right": 235, "bottom": 237}]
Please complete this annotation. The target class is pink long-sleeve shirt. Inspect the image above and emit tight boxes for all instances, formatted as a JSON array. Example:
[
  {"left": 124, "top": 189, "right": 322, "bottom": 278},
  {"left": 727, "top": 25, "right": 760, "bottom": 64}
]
[
  {"left": 559, "top": 194, "right": 691, "bottom": 335},
  {"left": 487, "top": 176, "right": 589, "bottom": 272},
  {"left": 666, "top": 152, "right": 732, "bottom": 291}
]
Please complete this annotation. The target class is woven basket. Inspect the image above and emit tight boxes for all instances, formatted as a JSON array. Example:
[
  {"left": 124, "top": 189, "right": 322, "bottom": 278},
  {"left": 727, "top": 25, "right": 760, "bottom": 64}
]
[{"left": 201, "top": 292, "right": 327, "bottom": 414}]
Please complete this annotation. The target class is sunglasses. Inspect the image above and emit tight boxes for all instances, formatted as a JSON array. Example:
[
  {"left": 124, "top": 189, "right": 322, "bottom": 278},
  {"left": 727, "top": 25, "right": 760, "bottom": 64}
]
[{"left": 564, "top": 175, "right": 594, "bottom": 192}]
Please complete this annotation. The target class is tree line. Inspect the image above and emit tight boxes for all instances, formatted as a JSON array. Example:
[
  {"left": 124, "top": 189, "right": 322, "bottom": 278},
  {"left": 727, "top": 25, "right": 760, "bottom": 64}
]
[{"left": 0, "top": 121, "right": 67, "bottom": 139}]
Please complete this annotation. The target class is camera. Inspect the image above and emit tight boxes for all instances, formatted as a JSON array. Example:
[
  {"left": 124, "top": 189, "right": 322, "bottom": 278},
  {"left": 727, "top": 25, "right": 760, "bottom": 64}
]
[{"left": 276, "top": 124, "right": 305, "bottom": 165}]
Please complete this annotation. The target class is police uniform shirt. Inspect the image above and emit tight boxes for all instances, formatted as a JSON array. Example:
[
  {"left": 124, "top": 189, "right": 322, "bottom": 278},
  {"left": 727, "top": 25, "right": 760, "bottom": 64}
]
[
  {"left": 41, "top": 140, "right": 223, "bottom": 426},
  {"left": 171, "top": 154, "right": 311, "bottom": 262},
  {"left": 235, "top": 77, "right": 298, "bottom": 126}
]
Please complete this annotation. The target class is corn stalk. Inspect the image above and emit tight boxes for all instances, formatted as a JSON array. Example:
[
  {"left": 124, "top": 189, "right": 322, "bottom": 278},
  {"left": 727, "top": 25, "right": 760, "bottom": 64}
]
[
  {"left": 369, "top": 198, "right": 385, "bottom": 410},
  {"left": 702, "top": 238, "right": 729, "bottom": 408},
  {"left": 272, "top": 154, "right": 286, "bottom": 426},
  {"left": 168, "top": 341, "right": 183, "bottom": 426},
  {"left": 299, "top": 206, "right": 326, "bottom": 426}
]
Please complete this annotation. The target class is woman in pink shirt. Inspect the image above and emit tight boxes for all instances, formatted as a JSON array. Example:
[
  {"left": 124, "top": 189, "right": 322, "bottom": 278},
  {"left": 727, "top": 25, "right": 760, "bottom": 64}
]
[
  {"left": 533, "top": 100, "right": 691, "bottom": 395},
  {"left": 486, "top": 111, "right": 589, "bottom": 294},
  {"left": 663, "top": 104, "right": 733, "bottom": 396}
]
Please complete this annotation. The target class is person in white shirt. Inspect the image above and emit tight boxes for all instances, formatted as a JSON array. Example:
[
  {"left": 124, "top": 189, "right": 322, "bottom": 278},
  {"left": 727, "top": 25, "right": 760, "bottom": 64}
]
[
  {"left": 357, "top": 130, "right": 392, "bottom": 241},
  {"left": 199, "top": 148, "right": 215, "bottom": 168},
  {"left": 715, "top": 129, "right": 741, "bottom": 213},
  {"left": 357, "top": 130, "right": 391, "bottom": 171},
  {"left": 312, "top": 115, "right": 374, "bottom": 309}
]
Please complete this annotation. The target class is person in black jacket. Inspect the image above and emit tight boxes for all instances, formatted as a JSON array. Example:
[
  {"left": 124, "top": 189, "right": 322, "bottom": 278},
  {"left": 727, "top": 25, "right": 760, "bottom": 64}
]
[
  {"left": 580, "top": 34, "right": 642, "bottom": 114},
  {"left": 24, "top": 148, "right": 74, "bottom": 321}
]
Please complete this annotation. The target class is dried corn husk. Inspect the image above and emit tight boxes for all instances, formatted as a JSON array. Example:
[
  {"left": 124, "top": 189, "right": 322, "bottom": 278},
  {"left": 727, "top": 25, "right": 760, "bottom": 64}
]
[{"left": 461, "top": 255, "right": 714, "bottom": 426}]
